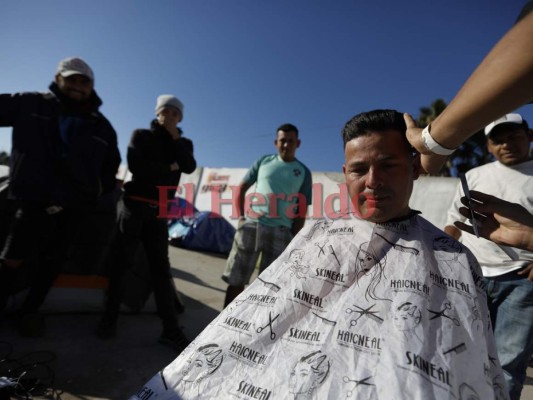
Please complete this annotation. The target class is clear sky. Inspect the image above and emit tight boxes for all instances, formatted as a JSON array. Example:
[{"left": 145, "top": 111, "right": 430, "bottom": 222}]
[{"left": 0, "top": 0, "right": 531, "bottom": 173}]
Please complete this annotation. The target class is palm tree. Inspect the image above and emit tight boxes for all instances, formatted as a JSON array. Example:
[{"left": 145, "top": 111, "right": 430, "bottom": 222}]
[{"left": 416, "top": 99, "right": 447, "bottom": 128}]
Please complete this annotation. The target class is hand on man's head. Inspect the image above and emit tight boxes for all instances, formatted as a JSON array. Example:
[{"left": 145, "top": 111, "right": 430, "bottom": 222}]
[{"left": 403, "top": 113, "right": 448, "bottom": 175}]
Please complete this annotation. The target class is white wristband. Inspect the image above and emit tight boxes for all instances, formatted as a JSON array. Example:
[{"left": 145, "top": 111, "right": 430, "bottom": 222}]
[{"left": 421, "top": 125, "right": 455, "bottom": 156}]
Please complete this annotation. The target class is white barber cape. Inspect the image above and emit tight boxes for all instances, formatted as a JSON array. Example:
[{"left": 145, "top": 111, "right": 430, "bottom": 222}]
[{"left": 131, "top": 213, "right": 508, "bottom": 400}]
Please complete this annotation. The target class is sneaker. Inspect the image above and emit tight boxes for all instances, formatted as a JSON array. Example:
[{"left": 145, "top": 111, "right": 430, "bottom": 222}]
[
  {"left": 95, "top": 314, "right": 118, "bottom": 339},
  {"left": 158, "top": 328, "right": 190, "bottom": 354},
  {"left": 16, "top": 312, "right": 46, "bottom": 338}
]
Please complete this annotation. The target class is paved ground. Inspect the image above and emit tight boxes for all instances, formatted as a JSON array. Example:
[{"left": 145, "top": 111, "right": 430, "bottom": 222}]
[
  {"left": 1, "top": 245, "right": 532, "bottom": 399},
  {"left": 0, "top": 246, "right": 229, "bottom": 399}
]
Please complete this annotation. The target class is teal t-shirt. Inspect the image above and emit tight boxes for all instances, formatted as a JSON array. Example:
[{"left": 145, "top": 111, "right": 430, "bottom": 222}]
[{"left": 243, "top": 154, "right": 312, "bottom": 228}]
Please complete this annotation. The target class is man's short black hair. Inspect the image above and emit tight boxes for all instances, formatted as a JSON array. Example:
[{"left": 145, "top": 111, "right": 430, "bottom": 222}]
[
  {"left": 277, "top": 123, "right": 299, "bottom": 138},
  {"left": 342, "top": 109, "right": 409, "bottom": 149}
]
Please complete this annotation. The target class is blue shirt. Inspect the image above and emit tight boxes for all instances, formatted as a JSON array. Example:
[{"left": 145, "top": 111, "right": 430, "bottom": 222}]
[{"left": 243, "top": 154, "right": 312, "bottom": 228}]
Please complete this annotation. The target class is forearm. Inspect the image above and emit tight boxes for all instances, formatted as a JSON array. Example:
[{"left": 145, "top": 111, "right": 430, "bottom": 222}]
[
  {"left": 524, "top": 231, "right": 533, "bottom": 252},
  {"left": 173, "top": 139, "right": 196, "bottom": 174},
  {"left": 177, "top": 156, "right": 196, "bottom": 174},
  {"left": 128, "top": 151, "right": 168, "bottom": 177},
  {"left": 513, "top": 227, "right": 533, "bottom": 252},
  {"left": 237, "top": 182, "right": 251, "bottom": 218},
  {"left": 430, "top": 12, "right": 533, "bottom": 149}
]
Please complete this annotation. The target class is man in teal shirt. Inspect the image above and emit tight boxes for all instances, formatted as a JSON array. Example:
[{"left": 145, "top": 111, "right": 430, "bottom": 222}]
[{"left": 222, "top": 123, "right": 312, "bottom": 306}]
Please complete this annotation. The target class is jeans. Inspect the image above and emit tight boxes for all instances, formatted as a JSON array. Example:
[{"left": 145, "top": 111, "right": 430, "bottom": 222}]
[
  {"left": 484, "top": 270, "right": 533, "bottom": 400},
  {"left": 105, "top": 198, "right": 179, "bottom": 332}
]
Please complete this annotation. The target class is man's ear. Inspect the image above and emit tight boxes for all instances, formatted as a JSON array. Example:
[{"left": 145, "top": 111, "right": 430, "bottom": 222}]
[
  {"left": 486, "top": 139, "right": 494, "bottom": 156},
  {"left": 54, "top": 73, "right": 62, "bottom": 84},
  {"left": 296, "top": 139, "right": 301, "bottom": 148}
]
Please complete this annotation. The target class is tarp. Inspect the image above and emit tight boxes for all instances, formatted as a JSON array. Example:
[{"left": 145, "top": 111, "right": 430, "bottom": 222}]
[
  {"left": 132, "top": 214, "right": 507, "bottom": 400},
  {"left": 169, "top": 211, "right": 236, "bottom": 255}
]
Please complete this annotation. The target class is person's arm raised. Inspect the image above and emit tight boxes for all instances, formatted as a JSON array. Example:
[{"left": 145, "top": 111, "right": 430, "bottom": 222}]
[{"left": 405, "top": 12, "right": 533, "bottom": 174}]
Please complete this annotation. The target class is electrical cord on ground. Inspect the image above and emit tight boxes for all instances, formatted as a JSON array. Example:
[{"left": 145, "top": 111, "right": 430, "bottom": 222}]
[{"left": 0, "top": 341, "right": 62, "bottom": 399}]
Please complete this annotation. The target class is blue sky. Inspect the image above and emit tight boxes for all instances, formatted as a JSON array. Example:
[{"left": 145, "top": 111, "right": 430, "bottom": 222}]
[{"left": 0, "top": 0, "right": 530, "bottom": 173}]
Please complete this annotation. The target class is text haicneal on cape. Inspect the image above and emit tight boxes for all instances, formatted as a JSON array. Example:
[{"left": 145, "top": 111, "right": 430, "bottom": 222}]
[{"left": 131, "top": 213, "right": 508, "bottom": 400}]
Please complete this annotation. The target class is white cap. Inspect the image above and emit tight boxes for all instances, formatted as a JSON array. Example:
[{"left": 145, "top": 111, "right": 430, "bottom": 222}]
[
  {"left": 484, "top": 113, "right": 523, "bottom": 136},
  {"left": 56, "top": 57, "right": 94, "bottom": 81},
  {"left": 155, "top": 94, "right": 184, "bottom": 117}
]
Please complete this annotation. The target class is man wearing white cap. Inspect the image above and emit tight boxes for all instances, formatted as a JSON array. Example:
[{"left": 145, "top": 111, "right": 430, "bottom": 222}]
[
  {"left": 0, "top": 57, "right": 121, "bottom": 336},
  {"left": 445, "top": 113, "right": 533, "bottom": 400},
  {"left": 96, "top": 94, "right": 196, "bottom": 354}
]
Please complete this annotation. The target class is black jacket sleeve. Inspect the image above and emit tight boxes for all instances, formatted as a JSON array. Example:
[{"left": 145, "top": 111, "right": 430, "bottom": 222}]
[
  {"left": 173, "top": 137, "right": 196, "bottom": 174},
  {"left": 127, "top": 129, "right": 171, "bottom": 178},
  {"left": 0, "top": 93, "right": 25, "bottom": 127}
]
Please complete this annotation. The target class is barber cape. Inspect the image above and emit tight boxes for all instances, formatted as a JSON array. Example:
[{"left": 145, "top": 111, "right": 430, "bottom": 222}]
[{"left": 131, "top": 213, "right": 508, "bottom": 400}]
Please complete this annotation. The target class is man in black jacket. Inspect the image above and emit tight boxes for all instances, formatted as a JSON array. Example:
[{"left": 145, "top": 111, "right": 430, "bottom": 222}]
[
  {"left": 0, "top": 57, "right": 121, "bottom": 336},
  {"left": 97, "top": 95, "right": 196, "bottom": 353}
]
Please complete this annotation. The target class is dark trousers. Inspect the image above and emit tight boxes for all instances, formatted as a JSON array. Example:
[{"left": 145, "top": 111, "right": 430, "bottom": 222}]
[
  {"left": 0, "top": 202, "right": 76, "bottom": 313},
  {"left": 104, "top": 198, "right": 179, "bottom": 331}
]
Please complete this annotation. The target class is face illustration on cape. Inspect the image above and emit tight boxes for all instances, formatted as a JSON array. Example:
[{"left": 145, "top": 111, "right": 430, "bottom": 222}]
[
  {"left": 354, "top": 241, "right": 391, "bottom": 302},
  {"left": 393, "top": 302, "right": 421, "bottom": 331},
  {"left": 182, "top": 355, "right": 207, "bottom": 382},
  {"left": 357, "top": 247, "right": 376, "bottom": 273},
  {"left": 288, "top": 351, "right": 330, "bottom": 398},
  {"left": 289, "top": 361, "right": 316, "bottom": 395},
  {"left": 290, "top": 249, "right": 305, "bottom": 264},
  {"left": 181, "top": 344, "right": 224, "bottom": 384}
]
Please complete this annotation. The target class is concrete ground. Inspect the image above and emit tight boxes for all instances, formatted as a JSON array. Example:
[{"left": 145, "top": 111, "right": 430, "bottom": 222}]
[{"left": 1, "top": 245, "right": 532, "bottom": 399}]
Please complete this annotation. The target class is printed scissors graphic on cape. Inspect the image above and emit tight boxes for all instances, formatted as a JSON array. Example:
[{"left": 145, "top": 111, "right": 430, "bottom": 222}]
[
  {"left": 343, "top": 376, "right": 373, "bottom": 386},
  {"left": 256, "top": 311, "right": 280, "bottom": 340},
  {"left": 428, "top": 301, "right": 460, "bottom": 326},
  {"left": 345, "top": 304, "right": 383, "bottom": 327},
  {"left": 343, "top": 375, "right": 374, "bottom": 397}
]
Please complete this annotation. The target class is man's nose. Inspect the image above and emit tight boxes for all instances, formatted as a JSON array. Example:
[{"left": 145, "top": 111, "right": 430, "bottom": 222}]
[{"left": 366, "top": 168, "right": 382, "bottom": 189}]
